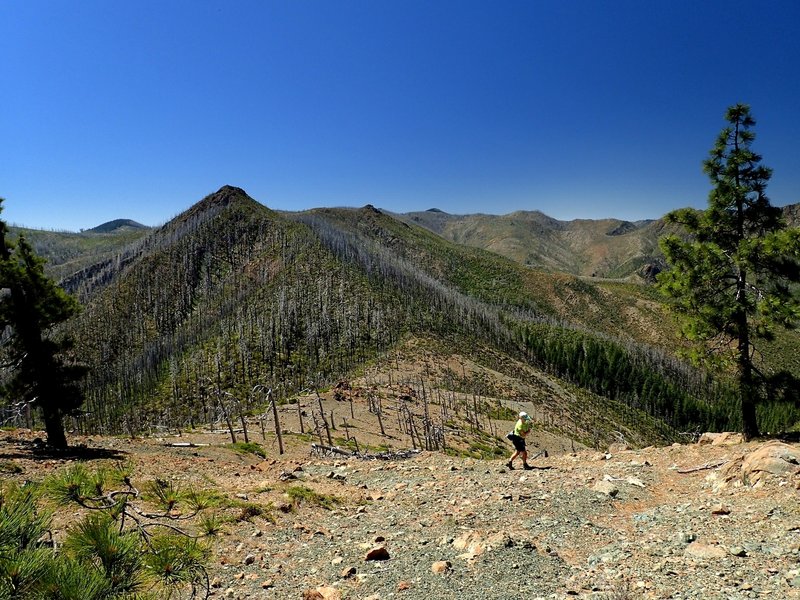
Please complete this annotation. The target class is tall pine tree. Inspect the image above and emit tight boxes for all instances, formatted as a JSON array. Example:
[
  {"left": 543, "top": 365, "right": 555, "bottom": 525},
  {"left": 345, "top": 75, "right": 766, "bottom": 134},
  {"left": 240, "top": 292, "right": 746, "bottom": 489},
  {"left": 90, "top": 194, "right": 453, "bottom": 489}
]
[
  {"left": 658, "top": 104, "right": 800, "bottom": 440},
  {"left": 0, "top": 199, "right": 86, "bottom": 448}
]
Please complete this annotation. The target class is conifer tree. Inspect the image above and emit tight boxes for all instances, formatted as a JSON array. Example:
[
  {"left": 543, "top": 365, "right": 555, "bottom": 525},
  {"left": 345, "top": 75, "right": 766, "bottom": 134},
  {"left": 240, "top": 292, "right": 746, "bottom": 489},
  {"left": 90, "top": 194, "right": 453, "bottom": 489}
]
[
  {"left": 0, "top": 199, "right": 86, "bottom": 448},
  {"left": 657, "top": 104, "right": 800, "bottom": 440}
]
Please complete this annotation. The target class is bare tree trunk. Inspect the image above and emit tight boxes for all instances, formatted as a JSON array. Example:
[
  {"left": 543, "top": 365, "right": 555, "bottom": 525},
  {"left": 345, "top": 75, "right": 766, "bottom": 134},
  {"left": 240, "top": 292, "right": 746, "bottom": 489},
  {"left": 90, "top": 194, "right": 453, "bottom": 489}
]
[
  {"left": 297, "top": 398, "right": 304, "bottom": 434},
  {"left": 268, "top": 389, "right": 284, "bottom": 455},
  {"left": 220, "top": 400, "right": 237, "bottom": 444},
  {"left": 315, "top": 389, "right": 332, "bottom": 446},
  {"left": 239, "top": 410, "right": 249, "bottom": 444}
]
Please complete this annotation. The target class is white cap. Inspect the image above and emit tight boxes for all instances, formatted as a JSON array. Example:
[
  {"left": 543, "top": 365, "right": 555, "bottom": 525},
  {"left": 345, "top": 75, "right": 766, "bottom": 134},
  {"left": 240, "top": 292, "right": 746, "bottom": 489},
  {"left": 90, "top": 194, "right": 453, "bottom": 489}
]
[{"left": 519, "top": 411, "right": 528, "bottom": 419}]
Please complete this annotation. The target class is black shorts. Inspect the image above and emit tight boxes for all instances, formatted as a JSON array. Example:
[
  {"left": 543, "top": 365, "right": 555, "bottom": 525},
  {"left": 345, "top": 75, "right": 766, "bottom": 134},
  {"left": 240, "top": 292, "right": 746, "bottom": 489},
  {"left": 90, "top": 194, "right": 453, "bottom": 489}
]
[{"left": 507, "top": 433, "right": 526, "bottom": 452}]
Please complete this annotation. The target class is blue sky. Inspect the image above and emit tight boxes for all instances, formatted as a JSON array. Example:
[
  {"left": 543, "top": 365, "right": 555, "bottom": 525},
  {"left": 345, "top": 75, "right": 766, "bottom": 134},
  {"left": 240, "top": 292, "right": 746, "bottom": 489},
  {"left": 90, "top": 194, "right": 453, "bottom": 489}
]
[{"left": 2, "top": 1, "right": 799, "bottom": 231}]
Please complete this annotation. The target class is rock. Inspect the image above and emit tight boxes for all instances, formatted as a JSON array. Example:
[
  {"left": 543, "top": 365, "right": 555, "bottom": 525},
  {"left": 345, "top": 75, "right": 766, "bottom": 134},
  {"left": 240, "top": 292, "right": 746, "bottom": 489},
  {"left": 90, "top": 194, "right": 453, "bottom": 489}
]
[
  {"left": 453, "top": 531, "right": 485, "bottom": 559},
  {"left": 698, "top": 431, "right": 744, "bottom": 445},
  {"left": 243, "top": 553, "right": 256, "bottom": 565},
  {"left": 432, "top": 560, "right": 452, "bottom": 574},
  {"left": 741, "top": 441, "right": 800, "bottom": 480},
  {"left": 341, "top": 566, "right": 357, "bottom": 579},
  {"left": 729, "top": 546, "right": 747, "bottom": 557},
  {"left": 592, "top": 480, "right": 619, "bottom": 497},
  {"left": 698, "top": 432, "right": 718, "bottom": 444},
  {"left": 261, "top": 579, "right": 274, "bottom": 588},
  {"left": 685, "top": 541, "right": 727, "bottom": 559},
  {"left": 711, "top": 504, "right": 731, "bottom": 515},
  {"left": 364, "top": 546, "right": 390, "bottom": 561},
  {"left": 397, "top": 580, "right": 412, "bottom": 590},
  {"left": 303, "top": 587, "right": 341, "bottom": 600},
  {"left": 714, "top": 432, "right": 744, "bottom": 445}
]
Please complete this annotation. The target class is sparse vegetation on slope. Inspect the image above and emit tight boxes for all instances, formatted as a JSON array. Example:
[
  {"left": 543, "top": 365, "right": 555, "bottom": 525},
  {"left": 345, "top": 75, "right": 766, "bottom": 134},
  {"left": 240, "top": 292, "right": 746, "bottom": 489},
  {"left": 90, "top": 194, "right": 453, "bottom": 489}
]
[{"left": 3, "top": 186, "right": 798, "bottom": 452}]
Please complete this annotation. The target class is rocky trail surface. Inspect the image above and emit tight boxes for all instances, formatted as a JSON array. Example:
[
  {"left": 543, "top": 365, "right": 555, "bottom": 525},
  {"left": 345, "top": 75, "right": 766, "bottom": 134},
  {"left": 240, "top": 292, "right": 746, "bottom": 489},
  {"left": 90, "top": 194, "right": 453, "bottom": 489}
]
[{"left": 1, "top": 431, "right": 798, "bottom": 599}]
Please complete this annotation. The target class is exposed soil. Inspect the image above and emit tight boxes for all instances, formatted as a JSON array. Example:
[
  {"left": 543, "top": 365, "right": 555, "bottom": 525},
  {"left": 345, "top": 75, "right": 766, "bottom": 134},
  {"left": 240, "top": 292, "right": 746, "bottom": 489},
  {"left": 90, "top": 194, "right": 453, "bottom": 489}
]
[{"left": 1, "top": 428, "right": 798, "bottom": 600}]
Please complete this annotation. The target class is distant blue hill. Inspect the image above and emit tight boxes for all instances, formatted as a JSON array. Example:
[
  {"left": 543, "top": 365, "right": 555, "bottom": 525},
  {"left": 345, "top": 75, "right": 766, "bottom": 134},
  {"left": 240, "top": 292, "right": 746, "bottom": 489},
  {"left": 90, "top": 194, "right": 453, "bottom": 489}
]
[{"left": 87, "top": 219, "right": 149, "bottom": 233}]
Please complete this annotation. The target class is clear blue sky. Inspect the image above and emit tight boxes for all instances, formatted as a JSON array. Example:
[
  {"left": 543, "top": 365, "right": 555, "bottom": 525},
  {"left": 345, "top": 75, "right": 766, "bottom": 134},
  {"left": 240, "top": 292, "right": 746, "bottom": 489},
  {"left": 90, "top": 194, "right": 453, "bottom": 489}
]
[{"left": 2, "top": 0, "right": 799, "bottom": 231}]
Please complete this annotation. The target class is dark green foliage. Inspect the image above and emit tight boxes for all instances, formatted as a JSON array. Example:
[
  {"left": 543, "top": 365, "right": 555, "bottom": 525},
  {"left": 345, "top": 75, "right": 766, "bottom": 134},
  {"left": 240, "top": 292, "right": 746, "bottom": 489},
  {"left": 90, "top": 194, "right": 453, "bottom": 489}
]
[
  {"left": 0, "top": 200, "right": 87, "bottom": 449},
  {"left": 64, "top": 513, "right": 144, "bottom": 596},
  {"left": 0, "top": 483, "right": 50, "bottom": 555},
  {"left": 146, "top": 478, "right": 182, "bottom": 513},
  {"left": 38, "top": 557, "right": 112, "bottom": 600},
  {"left": 0, "top": 465, "right": 213, "bottom": 599},
  {"left": 142, "top": 533, "right": 208, "bottom": 594},
  {"left": 0, "top": 483, "right": 54, "bottom": 599},
  {"left": 658, "top": 104, "right": 800, "bottom": 438},
  {"left": 285, "top": 485, "right": 339, "bottom": 510},
  {"left": 229, "top": 441, "right": 267, "bottom": 458},
  {"left": 518, "top": 322, "right": 740, "bottom": 435}
]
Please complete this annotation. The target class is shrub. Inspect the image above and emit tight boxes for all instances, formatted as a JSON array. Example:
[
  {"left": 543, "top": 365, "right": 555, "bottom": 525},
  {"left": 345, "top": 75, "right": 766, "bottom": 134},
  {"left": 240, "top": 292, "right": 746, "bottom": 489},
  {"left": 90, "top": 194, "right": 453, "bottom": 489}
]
[{"left": 0, "top": 466, "right": 213, "bottom": 599}]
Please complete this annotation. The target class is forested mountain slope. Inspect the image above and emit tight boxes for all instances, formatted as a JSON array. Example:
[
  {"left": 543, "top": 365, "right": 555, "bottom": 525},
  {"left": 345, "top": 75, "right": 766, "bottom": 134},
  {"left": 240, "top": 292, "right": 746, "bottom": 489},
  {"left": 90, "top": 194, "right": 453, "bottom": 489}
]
[
  {"left": 42, "top": 185, "right": 795, "bottom": 452},
  {"left": 11, "top": 222, "right": 151, "bottom": 281},
  {"left": 8, "top": 187, "right": 797, "bottom": 450}
]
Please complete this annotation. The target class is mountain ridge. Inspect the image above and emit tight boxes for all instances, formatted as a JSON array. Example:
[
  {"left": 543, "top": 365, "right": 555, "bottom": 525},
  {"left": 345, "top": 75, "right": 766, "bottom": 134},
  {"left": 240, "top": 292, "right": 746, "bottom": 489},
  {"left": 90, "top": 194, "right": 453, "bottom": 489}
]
[{"left": 8, "top": 186, "right": 799, "bottom": 450}]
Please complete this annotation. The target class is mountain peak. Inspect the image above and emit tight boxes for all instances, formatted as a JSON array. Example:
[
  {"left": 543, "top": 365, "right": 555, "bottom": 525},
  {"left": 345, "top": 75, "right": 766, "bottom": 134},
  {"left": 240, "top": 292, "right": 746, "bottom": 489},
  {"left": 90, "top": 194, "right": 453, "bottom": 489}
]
[
  {"left": 202, "top": 185, "right": 252, "bottom": 207},
  {"left": 87, "top": 219, "right": 148, "bottom": 233},
  {"left": 175, "top": 185, "right": 259, "bottom": 222}
]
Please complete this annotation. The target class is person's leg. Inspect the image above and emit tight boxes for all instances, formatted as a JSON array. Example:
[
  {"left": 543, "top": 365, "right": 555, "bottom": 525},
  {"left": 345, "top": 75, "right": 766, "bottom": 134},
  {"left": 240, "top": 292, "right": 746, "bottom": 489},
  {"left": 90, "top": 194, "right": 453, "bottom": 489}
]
[
  {"left": 507, "top": 450, "right": 519, "bottom": 468},
  {"left": 521, "top": 449, "right": 528, "bottom": 467}
]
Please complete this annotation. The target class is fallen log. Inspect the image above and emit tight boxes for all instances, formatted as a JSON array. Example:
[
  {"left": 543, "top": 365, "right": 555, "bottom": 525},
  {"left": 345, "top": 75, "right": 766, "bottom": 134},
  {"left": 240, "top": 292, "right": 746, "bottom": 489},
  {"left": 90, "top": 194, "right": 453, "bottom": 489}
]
[
  {"left": 164, "top": 442, "right": 210, "bottom": 448},
  {"left": 676, "top": 459, "right": 728, "bottom": 474}
]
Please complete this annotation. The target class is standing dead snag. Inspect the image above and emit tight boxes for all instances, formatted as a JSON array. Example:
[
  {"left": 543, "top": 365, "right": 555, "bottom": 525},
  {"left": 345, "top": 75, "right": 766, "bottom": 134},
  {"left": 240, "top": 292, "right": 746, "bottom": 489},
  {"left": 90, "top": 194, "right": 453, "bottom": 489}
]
[
  {"left": 255, "top": 385, "right": 284, "bottom": 455},
  {"left": 269, "top": 388, "right": 284, "bottom": 455},
  {"left": 368, "top": 391, "right": 386, "bottom": 436},
  {"left": 314, "top": 389, "right": 333, "bottom": 446}
]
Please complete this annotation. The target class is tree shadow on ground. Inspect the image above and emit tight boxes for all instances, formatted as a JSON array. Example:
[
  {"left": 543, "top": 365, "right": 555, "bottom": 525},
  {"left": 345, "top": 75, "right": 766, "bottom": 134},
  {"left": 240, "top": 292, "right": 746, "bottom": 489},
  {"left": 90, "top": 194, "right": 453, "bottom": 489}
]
[{"left": 0, "top": 436, "right": 128, "bottom": 461}]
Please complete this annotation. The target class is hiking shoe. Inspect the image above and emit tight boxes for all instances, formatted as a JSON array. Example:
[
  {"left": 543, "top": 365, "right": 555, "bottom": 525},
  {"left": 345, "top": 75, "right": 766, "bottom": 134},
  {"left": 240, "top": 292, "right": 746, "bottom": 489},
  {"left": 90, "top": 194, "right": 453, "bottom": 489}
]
[
  {"left": 523, "top": 464, "right": 533, "bottom": 470},
  {"left": 506, "top": 461, "right": 514, "bottom": 470}
]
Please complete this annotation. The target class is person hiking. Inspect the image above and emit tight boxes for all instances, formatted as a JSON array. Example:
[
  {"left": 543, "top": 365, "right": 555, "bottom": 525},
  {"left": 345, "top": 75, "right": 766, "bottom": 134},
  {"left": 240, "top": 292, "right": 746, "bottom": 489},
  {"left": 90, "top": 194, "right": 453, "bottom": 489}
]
[{"left": 506, "top": 411, "right": 534, "bottom": 470}]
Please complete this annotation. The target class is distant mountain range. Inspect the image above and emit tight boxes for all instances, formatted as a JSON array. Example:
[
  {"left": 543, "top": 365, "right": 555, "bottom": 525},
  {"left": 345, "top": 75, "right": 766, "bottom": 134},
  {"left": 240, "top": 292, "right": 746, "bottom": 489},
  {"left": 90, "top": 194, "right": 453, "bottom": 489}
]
[
  {"left": 68, "top": 201, "right": 799, "bottom": 283},
  {"left": 396, "top": 203, "right": 800, "bottom": 280}
]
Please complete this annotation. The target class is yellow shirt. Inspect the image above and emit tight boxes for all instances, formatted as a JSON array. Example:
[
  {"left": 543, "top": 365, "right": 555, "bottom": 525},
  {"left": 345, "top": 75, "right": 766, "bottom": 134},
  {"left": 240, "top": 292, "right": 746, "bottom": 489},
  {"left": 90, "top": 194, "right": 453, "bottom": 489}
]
[{"left": 514, "top": 418, "right": 532, "bottom": 437}]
